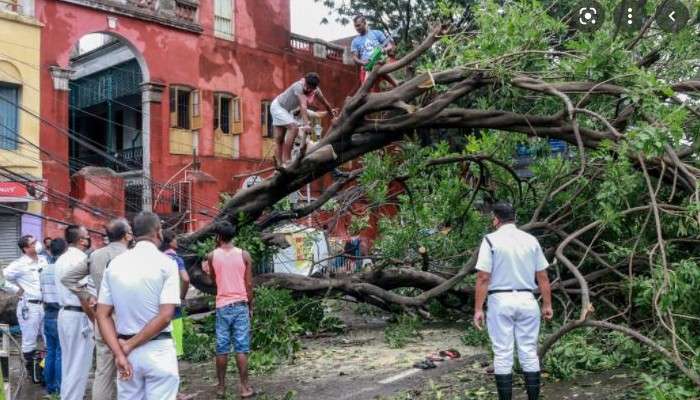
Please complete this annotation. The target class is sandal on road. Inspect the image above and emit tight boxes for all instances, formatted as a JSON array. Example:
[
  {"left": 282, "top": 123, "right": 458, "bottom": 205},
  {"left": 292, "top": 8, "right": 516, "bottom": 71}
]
[
  {"left": 439, "top": 349, "right": 461, "bottom": 359},
  {"left": 413, "top": 359, "right": 437, "bottom": 369}
]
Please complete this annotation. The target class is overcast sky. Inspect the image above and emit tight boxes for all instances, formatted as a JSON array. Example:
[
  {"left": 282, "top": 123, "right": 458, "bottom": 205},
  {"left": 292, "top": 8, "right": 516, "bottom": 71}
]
[{"left": 290, "top": 0, "right": 357, "bottom": 41}]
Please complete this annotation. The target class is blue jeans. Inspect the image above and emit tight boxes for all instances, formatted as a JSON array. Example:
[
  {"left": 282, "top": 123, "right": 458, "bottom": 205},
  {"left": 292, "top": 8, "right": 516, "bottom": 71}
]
[
  {"left": 43, "top": 317, "right": 61, "bottom": 393},
  {"left": 215, "top": 302, "right": 251, "bottom": 355}
]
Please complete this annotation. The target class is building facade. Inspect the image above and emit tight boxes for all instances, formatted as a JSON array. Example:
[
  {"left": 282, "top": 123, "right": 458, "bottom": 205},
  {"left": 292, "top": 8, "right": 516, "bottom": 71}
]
[
  {"left": 35, "top": 0, "right": 357, "bottom": 239},
  {"left": 0, "top": 0, "right": 44, "bottom": 264}
]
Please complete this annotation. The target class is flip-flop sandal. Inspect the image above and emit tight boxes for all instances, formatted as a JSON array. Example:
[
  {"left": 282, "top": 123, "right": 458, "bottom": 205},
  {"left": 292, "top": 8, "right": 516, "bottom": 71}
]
[
  {"left": 413, "top": 360, "right": 435, "bottom": 369},
  {"left": 439, "top": 349, "right": 462, "bottom": 359}
]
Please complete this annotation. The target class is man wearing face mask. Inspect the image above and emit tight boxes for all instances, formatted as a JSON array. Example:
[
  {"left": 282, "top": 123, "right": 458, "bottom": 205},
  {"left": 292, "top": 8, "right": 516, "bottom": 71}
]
[
  {"left": 62, "top": 218, "right": 133, "bottom": 400},
  {"left": 472, "top": 203, "right": 553, "bottom": 400},
  {"left": 54, "top": 225, "right": 95, "bottom": 400},
  {"left": 3, "top": 235, "right": 47, "bottom": 379},
  {"left": 270, "top": 72, "right": 338, "bottom": 165},
  {"left": 97, "top": 212, "right": 181, "bottom": 399}
]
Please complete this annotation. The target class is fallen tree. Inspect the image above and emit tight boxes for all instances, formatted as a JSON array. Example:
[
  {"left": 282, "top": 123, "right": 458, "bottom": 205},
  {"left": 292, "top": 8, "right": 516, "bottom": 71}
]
[{"left": 178, "top": 1, "right": 699, "bottom": 390}]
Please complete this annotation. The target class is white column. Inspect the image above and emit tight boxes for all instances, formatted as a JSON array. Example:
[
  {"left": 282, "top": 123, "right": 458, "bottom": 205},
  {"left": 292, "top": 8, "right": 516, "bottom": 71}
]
[{"left": 139, "top": 82, "right": 164, "bottom": 212}]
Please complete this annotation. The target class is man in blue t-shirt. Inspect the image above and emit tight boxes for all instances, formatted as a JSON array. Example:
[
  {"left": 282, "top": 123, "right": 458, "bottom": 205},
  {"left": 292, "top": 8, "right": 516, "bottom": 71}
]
[{"left": 351, "top": 15, "right": 396, "bottom": 85}]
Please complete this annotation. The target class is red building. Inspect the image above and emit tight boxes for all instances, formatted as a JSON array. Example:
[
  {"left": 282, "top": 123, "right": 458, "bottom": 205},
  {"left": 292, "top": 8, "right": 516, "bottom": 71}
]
[{"left": 35, "top": 0, "right": 357, "bottom": 238}]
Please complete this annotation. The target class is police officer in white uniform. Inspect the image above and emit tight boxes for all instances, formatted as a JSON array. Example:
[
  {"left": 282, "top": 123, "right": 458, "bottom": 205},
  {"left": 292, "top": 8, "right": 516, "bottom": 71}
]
[
  {"left": 3, "top": 235, "right": 47, "bottom": 378},
  {"left": 55, "top": 225, "right": 95, "bottom": 400},
  {"left": 473, "top": 203, "right": 553, "bottom": 400},
  {"left": 97, "top": 211, "right": 180, "bottom": 400}
]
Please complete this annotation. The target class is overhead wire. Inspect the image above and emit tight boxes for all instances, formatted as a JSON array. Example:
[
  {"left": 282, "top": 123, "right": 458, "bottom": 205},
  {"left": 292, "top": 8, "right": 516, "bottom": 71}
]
[
  {"left": 0, "top": 84, "right": 221, "bottom": 215},
  {"left": 0, "top": 165, "right": 120, "bottom": 220},
  {"left": 0, "top": 119, "right": 145, "bottom": 211},
  {"left": 0, "top": 69, "right": 227, "bottom": 215}
]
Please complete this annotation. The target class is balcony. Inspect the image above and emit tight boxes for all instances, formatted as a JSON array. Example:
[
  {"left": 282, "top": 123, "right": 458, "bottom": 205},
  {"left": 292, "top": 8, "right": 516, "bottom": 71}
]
[
  {"left": 70, "top": 146, "right": 143, "bottom": 174},
  {"left": 290, "top": 33, "right": 349, "bottom": 64},
  {"left": 56, "top": 0, "right": 202, "bottom": 33}
]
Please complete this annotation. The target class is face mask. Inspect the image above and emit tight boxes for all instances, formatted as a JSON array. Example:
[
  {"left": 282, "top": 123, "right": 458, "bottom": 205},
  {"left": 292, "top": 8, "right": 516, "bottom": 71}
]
[{"left": 34, "top": 242, "right": 43, "bottom": 254}]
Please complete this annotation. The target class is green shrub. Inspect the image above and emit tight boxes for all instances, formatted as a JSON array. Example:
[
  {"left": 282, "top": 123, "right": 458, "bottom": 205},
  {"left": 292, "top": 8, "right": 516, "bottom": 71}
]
[
  {"left": 182, "top": 316, "right": 215, "bottom": 363},
  {"left": 384, "top": 313, "right": 423, "bottom": 348},
  {"left": 461, "top": 327, "right": 490, "bottom": 347}
]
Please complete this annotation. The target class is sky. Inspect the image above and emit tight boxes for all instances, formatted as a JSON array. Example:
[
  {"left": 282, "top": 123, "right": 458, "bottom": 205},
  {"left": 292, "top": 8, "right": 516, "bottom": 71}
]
[{"left": 290, "top": 0, "right": 357, "bottom": 41}]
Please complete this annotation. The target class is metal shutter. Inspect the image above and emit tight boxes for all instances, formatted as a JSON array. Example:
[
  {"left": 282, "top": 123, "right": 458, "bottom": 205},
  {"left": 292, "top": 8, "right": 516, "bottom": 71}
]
[{"left": 0, "top": 213, "right": 20, "bottom": 266}]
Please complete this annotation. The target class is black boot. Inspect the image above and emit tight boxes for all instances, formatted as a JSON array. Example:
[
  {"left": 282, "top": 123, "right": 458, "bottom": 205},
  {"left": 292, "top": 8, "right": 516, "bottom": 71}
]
[
  {"left": 523, "top": 371, "right": 541, "bottom": 400},
  {"left": 494, "top": 373, "right": 513, "bottom": 400}
]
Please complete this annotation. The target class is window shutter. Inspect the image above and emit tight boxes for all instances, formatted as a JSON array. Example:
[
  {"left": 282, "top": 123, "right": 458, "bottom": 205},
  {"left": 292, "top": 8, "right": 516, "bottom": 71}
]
[
  {"left": 190, "top": 89, "right": 202, "bottom": 130},
  {"left": 261, "top": 101, "right": 269, "bottom": 137},
  {"left": 232, "top": 97, "right": 242, "bottom": 134},
  {"left": 169, "top": 87, "right": 177, "bottom": 128},
  {"left": 214, "top": 94, "right": 220, "bottom": 132}
]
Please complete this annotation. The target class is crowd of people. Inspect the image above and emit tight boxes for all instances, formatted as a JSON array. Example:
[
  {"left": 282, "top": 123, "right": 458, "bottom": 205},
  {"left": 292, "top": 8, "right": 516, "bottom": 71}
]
[{"left": 3, "top": 213, "right": 255, "bottom": 399}]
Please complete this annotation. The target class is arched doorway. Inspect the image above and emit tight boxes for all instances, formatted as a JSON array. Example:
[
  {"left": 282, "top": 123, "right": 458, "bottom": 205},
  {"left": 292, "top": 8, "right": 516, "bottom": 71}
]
[{"left": 67, "top": 32, "right": 150, "bottom": 213}]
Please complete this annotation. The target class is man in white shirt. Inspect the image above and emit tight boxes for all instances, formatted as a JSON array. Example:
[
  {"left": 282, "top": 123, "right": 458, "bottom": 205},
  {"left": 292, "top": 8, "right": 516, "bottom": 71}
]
[
  {"left": 473, "top": 203, "right": 553, "bottom": 400},
  {"left": 55, "top": 225, "right": 94, "bottom": 400},
  {"left": 62, "top": 218, "right": 132, "bottom": 400},
  {"left": 97, "top": 211, "right": 181, "bottom": 400},
  {"left": 3, "top": 234, "right": 47, "bottom": 379}
]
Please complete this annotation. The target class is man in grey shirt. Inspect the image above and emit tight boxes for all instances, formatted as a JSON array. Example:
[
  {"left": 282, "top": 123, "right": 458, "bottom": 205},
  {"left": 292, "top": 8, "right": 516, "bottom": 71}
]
[
  {"left": 270, "top": 72, "right": 337, "bottom": 165},
  {"left": 61, "top": 218, "right": 133, "bottom": 400}
]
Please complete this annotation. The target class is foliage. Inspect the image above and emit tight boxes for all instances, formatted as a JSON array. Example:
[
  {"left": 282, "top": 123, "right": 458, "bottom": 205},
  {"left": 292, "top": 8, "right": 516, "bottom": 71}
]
[
  {"left": 543, "top": 328, "right": 643, "bottom": 379},
  {"left": 182, "top": 315, "right": 216, "bottom": 363},
  {"left": 183, "top": 288, "right": 344, "bottom": 372},
  {"left": 543, "top": 327, "right": 700, "bottom": 398},
  {"left": 249, "top": 287, "right": 303, "bottom": 371},
  {"left": 384, "top": 313, "right": 423, "bottom": 348},
  {"left": 460, "top": 327, "right": 490, "bottom": 347},
  {"left": 313, "top": 0, "right": 472, "bottom": 48},
  {"left": 341, "top": 0, "right": 700, "bottom": 391},
  {"left": 292, "top": 296, "right": 345, "bottom": 334}
]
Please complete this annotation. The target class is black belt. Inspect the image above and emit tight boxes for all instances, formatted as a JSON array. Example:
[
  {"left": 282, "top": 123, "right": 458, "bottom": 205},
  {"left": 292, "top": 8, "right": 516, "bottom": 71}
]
[
  {"left": 62, "top": 305, "right": 84, "bottom": 313},
  {"left": 488, "top": 289, "right": 533, "bottom": 295},
  {"left": 27, "top": 300, "right": 42, "bottom": 305},
  {"left": 117, "top": 331, "right": 172, "bottom": 341}
]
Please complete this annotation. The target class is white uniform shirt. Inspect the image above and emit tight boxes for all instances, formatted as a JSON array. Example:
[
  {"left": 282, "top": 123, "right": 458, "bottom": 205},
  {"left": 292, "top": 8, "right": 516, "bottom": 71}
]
[
  {"left": 3, "top": 255, "right": 47, "bottom": 301},
  {"left": 475, "top": 223, "right": 549, "bottom": 291},
  {"left": 98, "top": 241, "right": 180, "bottom": 335},
  {"left": 55, "top": 246, "right": 88, "bottom": 307},
  {"left": 40, "top": 263, "right": 60, "bottom": 304}
]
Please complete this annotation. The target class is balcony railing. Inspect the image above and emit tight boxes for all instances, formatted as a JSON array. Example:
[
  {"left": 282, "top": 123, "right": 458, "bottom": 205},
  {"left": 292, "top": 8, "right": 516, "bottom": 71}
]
[
  {"left": 175, "top": 0, "right": 197, "bottom": 23},
  {"left": 70, "top": 147, "right": 143, "bottom": 174},
  {"left": 290, "top": 33, "right": 348, "bottom": 64},
  {"left": 0, "top": 0, "right": 20, "bottom": 13}
]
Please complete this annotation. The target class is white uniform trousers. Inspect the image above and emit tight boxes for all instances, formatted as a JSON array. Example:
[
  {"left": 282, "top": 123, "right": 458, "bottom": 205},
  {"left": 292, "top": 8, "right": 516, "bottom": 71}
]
[
  {"left": 486, "top": 291, "right": 541, "bottom": 375},
  {"left": 118, "top": 338, "right": 179, "bottom": 400},
  {"left": 58, "top": 309, "right": 95, "bottom": 400},
  {"left": 17, "top": 299, "right": 44, "bottom": 353}
]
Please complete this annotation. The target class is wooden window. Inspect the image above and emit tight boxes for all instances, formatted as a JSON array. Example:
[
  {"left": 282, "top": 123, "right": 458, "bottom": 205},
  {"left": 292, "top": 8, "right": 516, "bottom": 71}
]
[
  {"left": 232, "top": 96, "right": 242, "bottom": 134},
  {"left": 214, "top": 0, "right": 233, "bottom": 38},
  {"left": 170, "top": 86, "right": 200, "bottom": 130},
  {"left": 0, "top": 84, "right": 19, "bottom": 150},
  {"left": 261, "top": 101, "right": 273, "bottom": 138},
  {"left": 214, "top": 93, "right": 242, "bottom": 135}
]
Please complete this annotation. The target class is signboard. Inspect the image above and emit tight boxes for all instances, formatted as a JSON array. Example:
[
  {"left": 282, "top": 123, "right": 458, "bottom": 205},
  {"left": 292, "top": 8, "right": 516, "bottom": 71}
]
[{"left": 0, "top": 181, "right": 46, "bottom": 203}]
